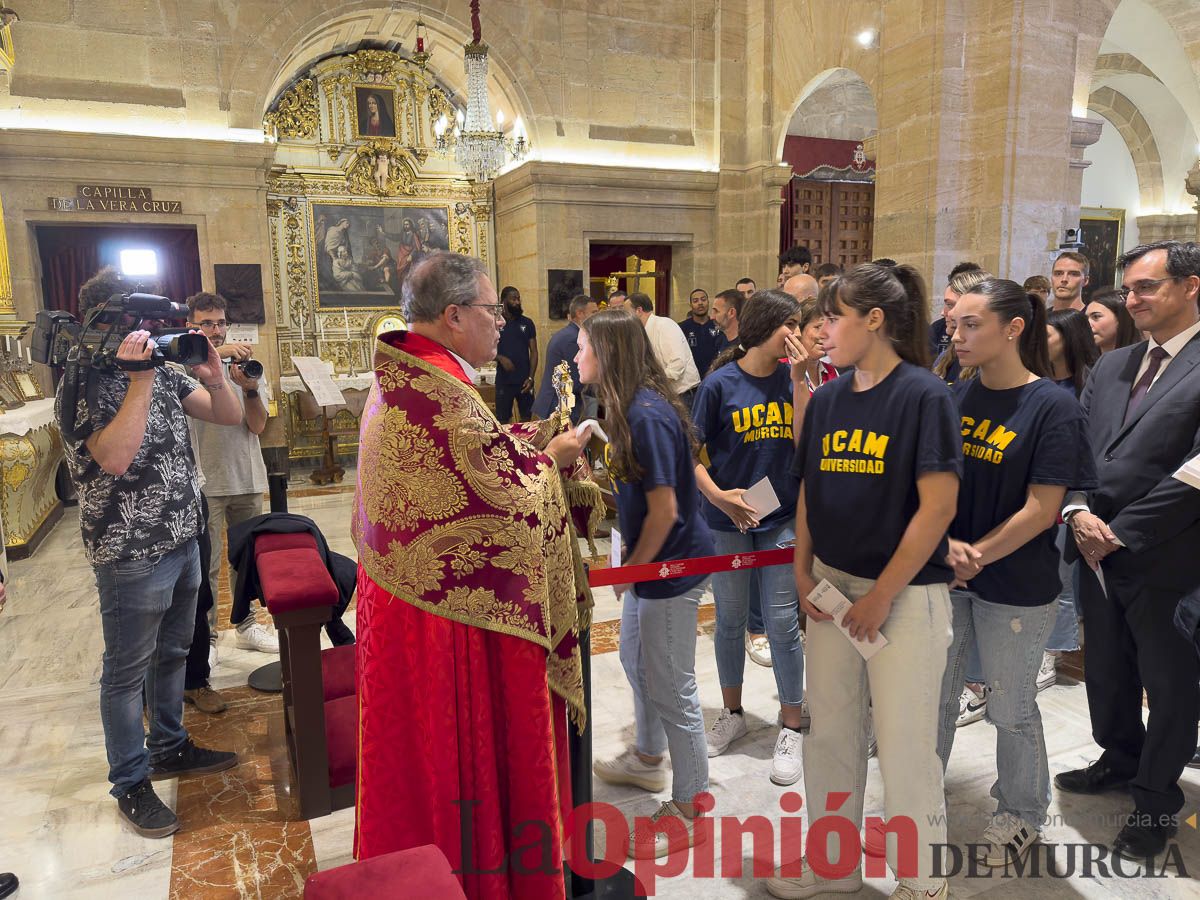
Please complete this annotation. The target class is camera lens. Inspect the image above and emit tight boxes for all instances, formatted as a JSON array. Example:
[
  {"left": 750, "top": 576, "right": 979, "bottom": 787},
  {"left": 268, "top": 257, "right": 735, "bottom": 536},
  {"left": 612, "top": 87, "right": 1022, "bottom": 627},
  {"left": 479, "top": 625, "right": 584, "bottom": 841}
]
[
  {"left": 237, "top": 359, "right": 263, "bottom": 379},
  {"left": 154, "top": 333, "right": 209, "bottom": 366}
]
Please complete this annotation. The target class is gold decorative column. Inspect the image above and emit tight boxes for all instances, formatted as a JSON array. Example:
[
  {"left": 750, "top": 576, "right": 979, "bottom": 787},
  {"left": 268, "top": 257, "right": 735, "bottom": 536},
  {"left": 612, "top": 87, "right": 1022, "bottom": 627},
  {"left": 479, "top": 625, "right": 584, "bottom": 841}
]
[{"left": 0, "top": 194, "right": 14, "bottom": 316}]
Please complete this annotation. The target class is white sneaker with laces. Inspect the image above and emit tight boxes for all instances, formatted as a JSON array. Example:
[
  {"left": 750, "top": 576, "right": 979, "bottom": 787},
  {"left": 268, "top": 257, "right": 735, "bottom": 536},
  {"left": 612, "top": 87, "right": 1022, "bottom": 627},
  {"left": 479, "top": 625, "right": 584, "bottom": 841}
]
[
  {"left": 746, "top": 633, "right": 773, "bottom": 667},
  {"left": 770, "top": 728, "right": 803, "bottom": 785},
  {"left": 975, "top": 811, "right": 1039, "bottom": 867},
  {"left": 628, "top": 800, "right": 703, "bottom": 859},
  {"left": 956, "top": 684, "right": 987, "bottom": 726},
  {"left": 706, "top": 708, "right": 748, "bottom": 757},
  {"left": 235, "top": 621, "right": 279, "bottom": 653},
  {"left": 1036, "top": 651, "right": 1057, "bottom": 691},
  {"left": 593, "top": 748, "right": 667, "bottom": 792},
  {"left": 889, "top": 880, "right": 948, "bottom": 899},
  {"left": 765, "top": 860, "right": 862, "bottom": 898}
]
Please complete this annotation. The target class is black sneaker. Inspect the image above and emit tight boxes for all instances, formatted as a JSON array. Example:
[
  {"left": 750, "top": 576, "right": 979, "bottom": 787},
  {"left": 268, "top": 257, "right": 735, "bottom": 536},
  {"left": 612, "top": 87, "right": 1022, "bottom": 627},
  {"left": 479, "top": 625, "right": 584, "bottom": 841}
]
[
  {"left": 150, "top": 739, "right": 238, "bottom": 781},
  {"left": 117, "top": 779, "right": 180, "bottom": 838}
]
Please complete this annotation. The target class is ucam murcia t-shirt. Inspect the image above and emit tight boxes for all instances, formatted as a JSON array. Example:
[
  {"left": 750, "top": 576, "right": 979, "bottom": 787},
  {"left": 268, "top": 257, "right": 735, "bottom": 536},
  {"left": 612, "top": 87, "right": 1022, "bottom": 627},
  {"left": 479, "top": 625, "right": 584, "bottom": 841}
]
[
  {"left": 950, "top": 377, "right": 1097, "bottom": 606},
  {"left": 691, "top": 361, "right": 799, "bottom": 532},
  {"left": 610, "top": 388, "right": 715, "bottom": 599},
  {"left": 791, "top": 362, "right": 963, "bottom": 584}
]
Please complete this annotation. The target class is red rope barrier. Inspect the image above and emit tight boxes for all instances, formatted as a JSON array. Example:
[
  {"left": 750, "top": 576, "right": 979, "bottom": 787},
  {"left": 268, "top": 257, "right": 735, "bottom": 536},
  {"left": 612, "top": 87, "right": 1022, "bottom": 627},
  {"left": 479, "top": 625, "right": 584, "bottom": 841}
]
[{"left": 586, "top": 547, "right": 793, "bottom": 588}]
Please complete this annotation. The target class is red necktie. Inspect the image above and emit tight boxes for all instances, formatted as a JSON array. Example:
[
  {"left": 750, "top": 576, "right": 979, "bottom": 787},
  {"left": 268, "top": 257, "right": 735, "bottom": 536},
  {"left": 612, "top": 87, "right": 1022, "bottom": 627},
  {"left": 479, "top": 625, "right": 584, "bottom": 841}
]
[{"left": 1123, "top": 346, "right": 1169, "bottom": 425}]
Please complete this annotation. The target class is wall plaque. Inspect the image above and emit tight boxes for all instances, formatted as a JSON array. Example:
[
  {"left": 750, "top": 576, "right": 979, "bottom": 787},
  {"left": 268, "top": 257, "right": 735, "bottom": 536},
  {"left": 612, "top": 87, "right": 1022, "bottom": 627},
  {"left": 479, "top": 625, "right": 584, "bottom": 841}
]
[{"left": 46, "top": 184, "right": 183, "bottom": 214}]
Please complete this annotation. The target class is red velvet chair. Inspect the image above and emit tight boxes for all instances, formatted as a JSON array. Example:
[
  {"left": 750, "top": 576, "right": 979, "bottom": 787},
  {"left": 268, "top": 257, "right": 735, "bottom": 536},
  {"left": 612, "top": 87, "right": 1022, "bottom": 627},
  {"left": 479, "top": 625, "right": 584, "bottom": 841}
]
[
  {"left": 256, "top": 532, "right": 357, "bottom": 819},
  {"left": 304, "top": 845, "right": 466, "bottom": 899}
]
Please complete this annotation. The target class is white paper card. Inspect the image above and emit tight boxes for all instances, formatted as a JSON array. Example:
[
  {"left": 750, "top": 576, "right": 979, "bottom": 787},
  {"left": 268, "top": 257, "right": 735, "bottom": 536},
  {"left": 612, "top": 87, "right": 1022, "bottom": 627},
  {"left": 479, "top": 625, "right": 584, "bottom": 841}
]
[
  {"left": 1172, "top": 455, "right": 1200, "bottom": 491},
  {"left": 742, "top": 476, "right": 781, "bottom": 518},
  {"left": 609, "top": 527, "right": 622, "bottom": 569},
  {"left": 226, "top": 324, "right": 259, "bottom": 344},
  {"left": 291, "top": 356, "right": 347, "bottom": 408},
  {"left": 576, "top": 418, "right": 610, "bottom": 443},
  {"left": 807, "top": 579, "right": 889, "bottom": 660}
]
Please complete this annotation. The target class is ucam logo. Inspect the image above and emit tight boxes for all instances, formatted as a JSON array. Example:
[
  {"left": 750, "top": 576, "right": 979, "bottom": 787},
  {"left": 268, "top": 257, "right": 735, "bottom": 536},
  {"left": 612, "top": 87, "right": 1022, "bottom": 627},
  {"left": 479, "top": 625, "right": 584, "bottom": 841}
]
[{"left": 658, "top": 564, "right": 672, "bottom": 579}]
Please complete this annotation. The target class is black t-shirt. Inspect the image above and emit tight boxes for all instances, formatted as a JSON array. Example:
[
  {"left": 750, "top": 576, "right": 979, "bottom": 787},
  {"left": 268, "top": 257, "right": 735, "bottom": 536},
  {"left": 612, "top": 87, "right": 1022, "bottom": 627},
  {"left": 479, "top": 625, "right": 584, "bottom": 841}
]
[
  {"left": 692, "top": 361, "right": 799, "bottom": 532},
  {"left": 496, "top": 313, "right": 537, "bottom": 385},
  {"left": 950, "top": 378, "right": 1097, "bottom": 606},
  {"left": 56, "top": 366, "right": 203, "bottom": 566},
  {"left": 792, "top": 362, "right": 962, "bottom": 584},
  {"left": 612, "top": 388, "right": 715, "bottom": 598},
  {"left": 679, "top": 317, "right": 723, "bottom": 379}
]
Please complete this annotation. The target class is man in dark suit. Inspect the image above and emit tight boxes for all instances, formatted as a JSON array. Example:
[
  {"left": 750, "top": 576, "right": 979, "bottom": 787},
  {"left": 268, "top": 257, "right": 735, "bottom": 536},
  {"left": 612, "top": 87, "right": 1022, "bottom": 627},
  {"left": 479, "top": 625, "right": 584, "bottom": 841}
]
[{"left": 1056, "top": 240, "right": 1200, "bottom": 859}]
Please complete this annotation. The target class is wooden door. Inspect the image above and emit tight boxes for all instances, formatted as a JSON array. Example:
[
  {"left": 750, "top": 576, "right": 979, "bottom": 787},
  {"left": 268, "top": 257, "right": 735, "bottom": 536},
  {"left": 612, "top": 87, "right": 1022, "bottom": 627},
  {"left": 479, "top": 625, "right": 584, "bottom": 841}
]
[
  {"left": 790, "top": 181, "right": 832, "bottom": 265},
  {"left": 786, "top": 179, "right": 874, "bottom": 266}
]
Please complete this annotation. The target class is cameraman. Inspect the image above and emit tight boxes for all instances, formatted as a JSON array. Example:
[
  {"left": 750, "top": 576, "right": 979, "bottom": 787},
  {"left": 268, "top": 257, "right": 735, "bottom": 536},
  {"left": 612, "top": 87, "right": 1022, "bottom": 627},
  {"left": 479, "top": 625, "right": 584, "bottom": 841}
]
[
  {"left": 56, "top": 268, "right": 243, "bottom": 838},
  {"left": 184, "top": 293, "right": 275, "bottom": 656}
]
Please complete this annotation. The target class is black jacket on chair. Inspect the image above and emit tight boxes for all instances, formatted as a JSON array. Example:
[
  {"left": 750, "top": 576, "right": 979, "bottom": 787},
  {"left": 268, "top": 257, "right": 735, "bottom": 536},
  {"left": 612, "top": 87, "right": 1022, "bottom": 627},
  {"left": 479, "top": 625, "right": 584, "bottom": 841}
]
[
  {"left": 1067, "top": 332, "right": 1200, "bottom": 591},
  {"left": 226, "top": 512, "right": 356, "bottom": 626}
]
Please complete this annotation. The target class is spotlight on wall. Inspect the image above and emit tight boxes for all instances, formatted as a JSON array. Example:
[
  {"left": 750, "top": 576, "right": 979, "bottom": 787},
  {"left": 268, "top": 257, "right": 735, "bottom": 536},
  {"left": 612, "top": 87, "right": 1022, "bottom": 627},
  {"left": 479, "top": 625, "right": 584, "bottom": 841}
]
[
  {"left": 856, "top": 29, "right": 876, "bottom": 48},
  {"left": 119, "top": 248, "right": 159, "bottom": 278}
]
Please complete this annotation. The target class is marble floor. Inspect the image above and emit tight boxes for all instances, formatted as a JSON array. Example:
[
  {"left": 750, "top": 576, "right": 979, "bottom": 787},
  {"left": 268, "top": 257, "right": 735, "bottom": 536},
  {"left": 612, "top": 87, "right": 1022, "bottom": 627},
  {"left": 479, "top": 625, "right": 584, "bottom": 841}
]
[{"left": 2, "top": 478, "right": 1199, "bottom": 898}]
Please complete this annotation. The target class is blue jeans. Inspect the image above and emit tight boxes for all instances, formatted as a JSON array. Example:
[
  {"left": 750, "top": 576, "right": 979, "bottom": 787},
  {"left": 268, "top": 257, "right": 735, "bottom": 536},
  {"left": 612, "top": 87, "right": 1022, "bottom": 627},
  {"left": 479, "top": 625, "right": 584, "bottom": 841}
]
[
  {"left": 712, "top": 524, "right": 804, "bottom": 705},
  {"left": 96, "top": 540, "right": 201, "bottom": 796},
  {"left": 618, "top": 584, "right": 709, "bottom": 805},
  {"left": 937, "top": 590, "right": 1054, "bottom": 829},
  {"left": 1045, "top": 524, "right": 1081, "bottom": 652}
]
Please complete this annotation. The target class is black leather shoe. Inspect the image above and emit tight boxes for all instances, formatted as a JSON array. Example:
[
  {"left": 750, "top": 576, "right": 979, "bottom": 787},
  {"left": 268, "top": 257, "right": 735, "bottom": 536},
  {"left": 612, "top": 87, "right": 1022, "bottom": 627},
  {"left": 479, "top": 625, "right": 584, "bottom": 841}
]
[
  {"left": 0, "top": 872, "right": 18, "bottom": 900},
  {"left": 150, "top": 739, "right": 238, "bottom": 781},
  {"left": 1112, "top": 817, "right": 1177, "bottom": 861},
  {"left": 1054, "top": 759, "right": 1130, "bottom": 794}
]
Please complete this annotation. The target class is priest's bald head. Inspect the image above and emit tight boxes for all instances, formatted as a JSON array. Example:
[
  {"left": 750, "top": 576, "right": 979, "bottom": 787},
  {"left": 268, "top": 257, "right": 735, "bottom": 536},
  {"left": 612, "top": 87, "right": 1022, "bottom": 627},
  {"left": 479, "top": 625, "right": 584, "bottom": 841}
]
[
  {"left": 402, "top": 251, "right": 502, "bottom": 367},
  {"left": 783, "top": 273, "right": 819, "bottom": 302}
]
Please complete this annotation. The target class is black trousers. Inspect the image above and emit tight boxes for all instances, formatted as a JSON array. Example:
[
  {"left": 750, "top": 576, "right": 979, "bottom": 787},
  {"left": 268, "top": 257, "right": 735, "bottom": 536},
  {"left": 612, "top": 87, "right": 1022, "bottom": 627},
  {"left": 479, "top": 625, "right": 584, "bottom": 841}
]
[
  {"left": 1077, "top": 563, "right": 1200, "bottom": 818},
  {"left": 495, "top": 382, "right": 533, "bottom": 424},
  {"left": 183, "top": 497, "right": 214, "bottom": 691}
]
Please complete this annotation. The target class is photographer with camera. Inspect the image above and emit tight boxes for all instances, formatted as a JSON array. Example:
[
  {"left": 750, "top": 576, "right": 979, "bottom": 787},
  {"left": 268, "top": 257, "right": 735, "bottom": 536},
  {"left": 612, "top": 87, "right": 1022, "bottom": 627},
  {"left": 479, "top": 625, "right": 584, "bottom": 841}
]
[
  {"left": 55, "top": 268, "right": 243, "bottom": 838},
  {"left": 184, "top": 293, "right": 276, "bottom": 657}
]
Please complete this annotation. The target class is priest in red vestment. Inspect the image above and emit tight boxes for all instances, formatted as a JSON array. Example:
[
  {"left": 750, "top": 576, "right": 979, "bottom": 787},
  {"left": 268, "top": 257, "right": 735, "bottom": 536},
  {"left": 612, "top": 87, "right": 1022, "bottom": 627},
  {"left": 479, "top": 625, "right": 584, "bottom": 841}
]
[{"left": 353, "top": 251, "right": 603, "bottom": 899}]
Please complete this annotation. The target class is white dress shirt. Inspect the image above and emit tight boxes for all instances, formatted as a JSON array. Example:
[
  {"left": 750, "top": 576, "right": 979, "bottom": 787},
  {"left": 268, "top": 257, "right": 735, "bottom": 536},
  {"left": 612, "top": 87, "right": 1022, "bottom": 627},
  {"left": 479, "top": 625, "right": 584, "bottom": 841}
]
[
  {"left": 644, "top": 314, "right": 701, "bottom": 395},
  {"left": 449, "top": 349, "right": 479, "bottom": 385}
]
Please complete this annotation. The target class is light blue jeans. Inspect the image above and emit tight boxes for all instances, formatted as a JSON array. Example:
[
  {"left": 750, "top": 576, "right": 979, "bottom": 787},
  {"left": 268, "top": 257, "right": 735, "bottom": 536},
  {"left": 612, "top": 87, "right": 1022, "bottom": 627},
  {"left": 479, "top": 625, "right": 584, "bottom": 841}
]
[
  {"left": 95, "top": 540, "right": 201, "bottom": 796},
  {"left": 1045, "top": 524, "right": 1081, "bottom": 652},
  {"left": 937, "top": 590, "right": 1054, "bottom": 830},
  {"left": 618, "top": 584, "right": 709, "bottom": 806},
  {"left": 712, "top": 524, "right": 804, "bottom": 705}
]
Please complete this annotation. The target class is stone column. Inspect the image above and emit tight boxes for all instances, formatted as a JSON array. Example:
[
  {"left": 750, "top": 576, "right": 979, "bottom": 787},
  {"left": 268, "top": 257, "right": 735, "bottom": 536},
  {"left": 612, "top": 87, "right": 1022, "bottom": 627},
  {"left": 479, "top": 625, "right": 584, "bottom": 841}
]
[
  {"left": 1066, "top": 115, "right": 1104, "bottom": 234},
  {"left": 1186, "top": 159, "right": 1200, "bottom": 241}
]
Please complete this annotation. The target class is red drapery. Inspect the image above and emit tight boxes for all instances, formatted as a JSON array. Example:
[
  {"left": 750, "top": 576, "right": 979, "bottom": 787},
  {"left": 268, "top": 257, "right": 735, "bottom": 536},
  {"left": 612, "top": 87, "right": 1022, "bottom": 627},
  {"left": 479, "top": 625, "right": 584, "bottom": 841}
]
[{"left": 36, "top": 225, "right": 203, "bottom": 317}]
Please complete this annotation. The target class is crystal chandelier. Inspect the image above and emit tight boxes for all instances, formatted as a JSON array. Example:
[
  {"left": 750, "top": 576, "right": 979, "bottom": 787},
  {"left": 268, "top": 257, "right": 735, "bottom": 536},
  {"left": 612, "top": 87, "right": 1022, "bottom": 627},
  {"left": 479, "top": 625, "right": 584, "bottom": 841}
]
[{"left": 433, "top": 0, "right": 527, "bottom": 183}]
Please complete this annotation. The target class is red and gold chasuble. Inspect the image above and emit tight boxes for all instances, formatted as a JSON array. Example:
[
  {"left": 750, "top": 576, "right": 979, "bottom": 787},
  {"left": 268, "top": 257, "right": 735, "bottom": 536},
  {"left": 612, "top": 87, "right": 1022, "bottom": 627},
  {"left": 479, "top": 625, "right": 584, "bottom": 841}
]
[{"left": 353, "top": 331, "right": 601, "bottom": 900}]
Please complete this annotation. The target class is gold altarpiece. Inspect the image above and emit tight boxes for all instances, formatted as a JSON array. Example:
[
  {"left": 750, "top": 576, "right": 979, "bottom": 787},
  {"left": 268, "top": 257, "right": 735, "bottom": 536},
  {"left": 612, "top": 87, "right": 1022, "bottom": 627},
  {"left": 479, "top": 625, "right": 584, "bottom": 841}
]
[{"left": 264, "top": 49, "right": 494, "bottom": 462}]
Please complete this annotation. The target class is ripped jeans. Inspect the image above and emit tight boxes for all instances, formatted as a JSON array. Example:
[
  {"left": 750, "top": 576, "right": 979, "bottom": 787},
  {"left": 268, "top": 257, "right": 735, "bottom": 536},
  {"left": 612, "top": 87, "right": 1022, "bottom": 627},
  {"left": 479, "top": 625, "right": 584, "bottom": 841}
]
[{"left": 937, "top": 590, "right": 1054, "bottom": 830}]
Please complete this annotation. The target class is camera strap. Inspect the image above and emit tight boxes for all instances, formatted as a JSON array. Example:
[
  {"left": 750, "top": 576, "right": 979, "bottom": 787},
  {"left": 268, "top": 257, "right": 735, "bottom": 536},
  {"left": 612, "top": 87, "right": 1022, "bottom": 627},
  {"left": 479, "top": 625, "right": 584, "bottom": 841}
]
[{"left": 116, "top": 358, "right": 157, "bottom": 372}]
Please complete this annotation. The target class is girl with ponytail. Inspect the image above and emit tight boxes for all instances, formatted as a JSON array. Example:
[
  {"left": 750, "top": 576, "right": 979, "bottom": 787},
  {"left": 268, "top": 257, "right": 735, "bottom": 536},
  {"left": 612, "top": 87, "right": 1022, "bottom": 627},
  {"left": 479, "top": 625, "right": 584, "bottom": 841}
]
[
  {"left": 769, "top": 262, "right": 963, "bottom": 899},
  {"left": 935, "top": 278, "right": 1097, "bottom": 869},
  {"left": 690, "top": 290, "right": 811, "bottom": 782}
]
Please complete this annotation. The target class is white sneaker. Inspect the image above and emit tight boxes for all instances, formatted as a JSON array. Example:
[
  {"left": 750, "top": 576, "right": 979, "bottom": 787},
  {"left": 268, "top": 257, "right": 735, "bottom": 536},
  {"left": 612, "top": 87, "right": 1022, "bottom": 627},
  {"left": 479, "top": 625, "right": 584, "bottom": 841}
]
[
  {"left": 706, "top": 708, "right": 748, "bottom": 757},
  {"left": 770, "top": 728, "right": 803, "bottom": 785},
  {"left": 235, "top": 621, "right": 279, "bottom": 653},
  {"left": 975, "top": 811, "right": 1039, "bottom": 867},
  {"left": 593, "top": 748, "right": 667, "bottom": 792},
  {"left": 1036, "top": 651, "right": 1057, "bottom": 691},
  {"left": 890, "top": 880, "right": 948, "bottom": 899},
  {"left": 956, "top": 684, "right": 987, "bottom": 727},
  {"left": 766, "top": 860, "right": 862, "bottom": 898},
  {"left": 628, "top": 800, "right": 703, "bottom": 859},
  {"left": 747, "top": 633, "right": 773, "bottom": 667},
  {"left": 208, "top": 642, "right": 219, "bottom": 671}
]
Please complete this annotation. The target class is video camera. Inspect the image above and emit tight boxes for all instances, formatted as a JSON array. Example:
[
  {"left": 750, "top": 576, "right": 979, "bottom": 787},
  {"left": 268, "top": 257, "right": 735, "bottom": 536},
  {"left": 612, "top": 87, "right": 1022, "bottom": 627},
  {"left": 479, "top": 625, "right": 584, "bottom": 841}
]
[{"left": 31, "top": 292, "right": 208, "bottom": 372}]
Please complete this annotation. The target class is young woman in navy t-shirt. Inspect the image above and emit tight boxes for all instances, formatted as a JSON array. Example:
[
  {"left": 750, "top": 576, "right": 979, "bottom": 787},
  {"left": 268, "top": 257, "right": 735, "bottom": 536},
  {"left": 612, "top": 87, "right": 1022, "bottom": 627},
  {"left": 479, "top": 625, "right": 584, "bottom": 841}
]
[
  {"left": 936, "top": 279, "right": 1096, "bottom": 868},
  {"left": 578, "top": 309, "right": 716, "bottom": 860},
  {"left": 691, "top": 290, "right": 809, "bottom": 784},
  {"left": 768, "top": 263, "right": 962, "bottom": 900}
]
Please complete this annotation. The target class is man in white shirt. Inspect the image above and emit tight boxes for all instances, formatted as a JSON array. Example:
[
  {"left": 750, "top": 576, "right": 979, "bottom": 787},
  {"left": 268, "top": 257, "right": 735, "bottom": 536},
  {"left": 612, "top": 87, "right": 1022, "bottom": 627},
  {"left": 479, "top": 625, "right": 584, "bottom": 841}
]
[{"left": 628, "top": 292, "right": 701, "bottom": 405}]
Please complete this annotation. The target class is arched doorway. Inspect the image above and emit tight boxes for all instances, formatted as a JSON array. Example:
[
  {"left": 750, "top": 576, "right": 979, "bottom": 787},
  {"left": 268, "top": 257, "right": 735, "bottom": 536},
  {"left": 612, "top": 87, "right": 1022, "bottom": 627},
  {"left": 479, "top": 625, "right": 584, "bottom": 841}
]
[{"left": 777, "top": 68, "right": 879, "bottom": 268}]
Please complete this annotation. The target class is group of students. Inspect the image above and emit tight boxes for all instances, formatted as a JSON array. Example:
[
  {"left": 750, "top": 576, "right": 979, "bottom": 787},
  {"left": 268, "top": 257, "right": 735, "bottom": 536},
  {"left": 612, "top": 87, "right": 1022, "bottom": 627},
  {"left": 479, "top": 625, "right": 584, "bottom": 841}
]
[{"left": 579, "top": 251, "right": 1171, "bottom": 899}]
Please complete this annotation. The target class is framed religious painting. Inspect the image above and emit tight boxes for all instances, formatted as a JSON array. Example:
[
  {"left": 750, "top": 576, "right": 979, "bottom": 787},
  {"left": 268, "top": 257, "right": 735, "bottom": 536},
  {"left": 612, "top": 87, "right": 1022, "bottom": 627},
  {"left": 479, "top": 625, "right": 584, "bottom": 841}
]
[
  {"left": 1080, "top": 207, "right": 1125, "bottom": 296},
  {"left": 310, "top": 201, "right": 452, "bottom": 309},
  {"left": 353, "top": 86, "right": 398, "bottom": 139}
]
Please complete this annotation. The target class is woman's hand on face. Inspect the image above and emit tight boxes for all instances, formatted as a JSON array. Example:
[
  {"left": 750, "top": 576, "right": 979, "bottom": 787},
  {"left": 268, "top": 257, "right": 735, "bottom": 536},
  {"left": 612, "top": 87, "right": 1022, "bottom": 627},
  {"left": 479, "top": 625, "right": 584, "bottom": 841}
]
[
  {"left": 716, "top": 488, "right": 760, "bottom": 533},
  {"left": 785, "top": 333, "right": 809, "bottom": 377}
]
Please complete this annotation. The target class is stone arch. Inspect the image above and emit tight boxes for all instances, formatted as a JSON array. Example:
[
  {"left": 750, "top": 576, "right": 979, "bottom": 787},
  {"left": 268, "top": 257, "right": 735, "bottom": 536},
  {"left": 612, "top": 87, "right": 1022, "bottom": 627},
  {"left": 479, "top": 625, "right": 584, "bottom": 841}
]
[
  {"left": 222, "top": 3, "right": 551, "bottom": 141},
  {"left": 774, "top": 68, "right": 877, "bottom": 163},
  {"left": 1094, "top": 53, "right": 1162, "bottom": 82},
  {"left": 1088, "top": 86, "right": 1165, "bottom": 209}
]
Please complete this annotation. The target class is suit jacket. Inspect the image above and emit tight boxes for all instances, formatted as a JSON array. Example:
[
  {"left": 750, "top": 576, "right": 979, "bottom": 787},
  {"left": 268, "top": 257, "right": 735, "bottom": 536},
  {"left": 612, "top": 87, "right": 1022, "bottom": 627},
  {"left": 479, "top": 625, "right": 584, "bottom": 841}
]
[{"left": 1069, "top": 331, "right": 1200, "bottom": 590}]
